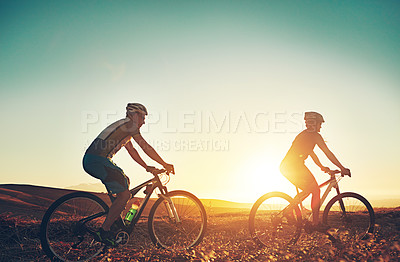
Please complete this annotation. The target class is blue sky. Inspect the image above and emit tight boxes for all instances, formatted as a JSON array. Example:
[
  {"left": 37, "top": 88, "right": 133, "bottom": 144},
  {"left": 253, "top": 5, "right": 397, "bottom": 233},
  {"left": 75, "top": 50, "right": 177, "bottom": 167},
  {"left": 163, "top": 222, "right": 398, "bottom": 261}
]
[{"left": 1, "top": 0, "right": 399, "bottom": 204}]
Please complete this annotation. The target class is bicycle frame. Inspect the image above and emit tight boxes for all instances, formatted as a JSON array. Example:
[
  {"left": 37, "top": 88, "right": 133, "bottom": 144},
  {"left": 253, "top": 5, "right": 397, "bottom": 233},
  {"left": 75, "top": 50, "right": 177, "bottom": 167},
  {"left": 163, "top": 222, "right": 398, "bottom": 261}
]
[
  {"left": 107, "top": 173, "right": 180, "bottom": 234},
  {"left": 41, "top": 171, "right": 207, "bottom": 260},
  {"left": 293, "top": 172, "right": 343, "bottom": 219},
  {"left": 249, "top": 170, "right": 374, "bottom": 248}
]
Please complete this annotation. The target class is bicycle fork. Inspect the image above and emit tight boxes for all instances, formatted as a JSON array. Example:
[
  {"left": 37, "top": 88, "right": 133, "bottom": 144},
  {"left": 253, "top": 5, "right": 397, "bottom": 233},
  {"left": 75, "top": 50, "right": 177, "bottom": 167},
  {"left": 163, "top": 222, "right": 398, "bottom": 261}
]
[
  {"left": 159, "top": 194, "right": 181, "bottom": 223},
  {"left": 333, "top": 184, "right": 348, "bottom": 218}
]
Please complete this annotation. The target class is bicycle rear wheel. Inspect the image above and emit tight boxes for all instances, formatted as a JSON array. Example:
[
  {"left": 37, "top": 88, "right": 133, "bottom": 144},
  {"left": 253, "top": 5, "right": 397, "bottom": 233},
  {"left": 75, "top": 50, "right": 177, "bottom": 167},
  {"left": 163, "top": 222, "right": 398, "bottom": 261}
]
[
  {"left": 148, "top": 190, "right": 207, "bottom": 250},
  {"left": 40, "top": 192, "right": 108, "bottom": 261},
  {"left": 249, "top": 192, "right": 302, "bottom": 248},
  {"left": 323, "top": 192, "right": 375, "bottom": 242}
]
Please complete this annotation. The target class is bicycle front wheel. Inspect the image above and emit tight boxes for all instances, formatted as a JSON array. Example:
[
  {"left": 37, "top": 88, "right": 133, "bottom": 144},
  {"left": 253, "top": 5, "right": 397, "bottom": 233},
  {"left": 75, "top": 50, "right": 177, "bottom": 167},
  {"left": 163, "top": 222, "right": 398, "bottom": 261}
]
[
  {"left": 249, "top": 192, "right": 301, "bottom": 248},
  {"left": 148, "top": 190, "right": 207, "bottom": 250},
  {"left": 323, "top": 192, "right": 375, "bottom": 242},
  {"left": 40, "top": 192, "right": 108, "bottom": 262}
]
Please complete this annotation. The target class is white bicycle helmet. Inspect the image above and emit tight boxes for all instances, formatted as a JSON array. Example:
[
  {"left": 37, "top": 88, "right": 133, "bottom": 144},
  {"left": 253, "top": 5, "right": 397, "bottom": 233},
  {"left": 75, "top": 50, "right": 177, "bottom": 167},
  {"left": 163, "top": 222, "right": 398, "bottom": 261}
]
[
  {"left": 304, "top": 111, "right": 324, "bottom": 123},
  {"left": 126, "top": 103, "right": 148, "bottom": 115}
]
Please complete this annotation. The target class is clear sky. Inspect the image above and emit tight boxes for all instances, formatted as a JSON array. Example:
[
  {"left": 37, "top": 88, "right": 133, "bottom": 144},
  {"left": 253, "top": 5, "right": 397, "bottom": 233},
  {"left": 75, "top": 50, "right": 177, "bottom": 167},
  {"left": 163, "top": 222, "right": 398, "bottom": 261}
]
[{"left": 1, "top": 0, "right": 399, "bottom": 204}]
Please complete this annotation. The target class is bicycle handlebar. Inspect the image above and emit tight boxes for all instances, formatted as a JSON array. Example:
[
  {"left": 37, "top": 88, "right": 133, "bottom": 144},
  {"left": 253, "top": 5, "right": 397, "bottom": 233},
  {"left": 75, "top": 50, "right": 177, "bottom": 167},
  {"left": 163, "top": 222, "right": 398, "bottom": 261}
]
[
  {"left": 146, "top": 166, "right": 170, "bottom": 176},
  {"left": 152, "top": 168, "right": 168, "bottom": 176},
  {"left": 325, "top": 169, "right": 351, "bottom": 177}
]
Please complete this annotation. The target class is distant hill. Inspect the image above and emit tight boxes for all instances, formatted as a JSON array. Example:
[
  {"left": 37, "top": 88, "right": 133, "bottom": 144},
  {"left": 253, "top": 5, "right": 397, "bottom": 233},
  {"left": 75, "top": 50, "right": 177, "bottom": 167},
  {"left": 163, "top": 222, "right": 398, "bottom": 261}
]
[
  {"left": 0, "top": 184, "right": 111, "bottom": 219},
  {"left": 369, "top": 198, "right": 400, "bottom": 208},
  {"left": 1, "top": 184, "right": 398, "bottom": 220},
  {"left": 65, "top": 182, "right": 106, "bottom": 193},
  {"left": 200, "top": 199, "right": 252, "bottom": 214},
  {"left": 0, "top": 184, "right": 253, "bottom": 219}
]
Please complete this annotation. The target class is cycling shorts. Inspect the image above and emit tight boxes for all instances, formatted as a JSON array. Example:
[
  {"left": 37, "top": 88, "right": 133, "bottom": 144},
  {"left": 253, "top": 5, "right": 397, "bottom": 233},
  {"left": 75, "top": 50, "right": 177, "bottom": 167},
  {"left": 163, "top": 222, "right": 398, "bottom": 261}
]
[
  {"left": 280, "top": 159, "right": 318, "bottom": 192},
  {"left": 83, "top": 154, "right": 129, "bottom": 194}
]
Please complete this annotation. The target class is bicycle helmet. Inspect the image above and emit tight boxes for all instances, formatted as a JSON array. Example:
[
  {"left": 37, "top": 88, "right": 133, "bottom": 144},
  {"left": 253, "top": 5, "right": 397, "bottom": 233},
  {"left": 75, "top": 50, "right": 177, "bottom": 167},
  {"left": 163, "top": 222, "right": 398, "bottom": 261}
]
[
  {"left": 304, "top": 111, "right": 324, "bottom": 123},
  {"left": 126, "top": 103, "right": 148, "bottom": 115}
]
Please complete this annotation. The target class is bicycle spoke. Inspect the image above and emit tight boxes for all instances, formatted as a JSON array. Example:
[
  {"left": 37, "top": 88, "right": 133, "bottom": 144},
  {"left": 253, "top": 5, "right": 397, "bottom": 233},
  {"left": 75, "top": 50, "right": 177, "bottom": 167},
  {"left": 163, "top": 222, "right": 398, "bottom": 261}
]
[
  {"left": 323, "top": 192, "right": 375, "bottom": 243},
  {"left": 249, "top": 192, "right": 301, "bottom": 248},
  {"left": 40, "top": 192, "right": 108, "bottom": 261},
  {"left": 149, "top": 191, "right": 207, "bottom": 250}
]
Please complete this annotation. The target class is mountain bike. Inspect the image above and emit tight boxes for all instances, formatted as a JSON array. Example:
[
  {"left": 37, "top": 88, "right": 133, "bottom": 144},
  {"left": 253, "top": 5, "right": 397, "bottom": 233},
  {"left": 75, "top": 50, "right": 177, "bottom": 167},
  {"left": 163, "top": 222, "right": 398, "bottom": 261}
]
[
  {"left": 249, "top": 169, "right": 375, "bottom": 249},
  {"left": 40, "top": 169, "right": 207, "bottom": 262}
]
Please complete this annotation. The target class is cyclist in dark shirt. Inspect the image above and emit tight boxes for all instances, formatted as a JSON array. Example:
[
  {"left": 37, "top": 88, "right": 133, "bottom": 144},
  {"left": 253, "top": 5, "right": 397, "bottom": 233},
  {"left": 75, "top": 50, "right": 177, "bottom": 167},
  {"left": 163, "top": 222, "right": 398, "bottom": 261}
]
[
  {"left": 280, "top": 112, "right": 350, "bottom": 229},
  {"left": 83, "top": 103, "right": 174, "bottom": 245}
]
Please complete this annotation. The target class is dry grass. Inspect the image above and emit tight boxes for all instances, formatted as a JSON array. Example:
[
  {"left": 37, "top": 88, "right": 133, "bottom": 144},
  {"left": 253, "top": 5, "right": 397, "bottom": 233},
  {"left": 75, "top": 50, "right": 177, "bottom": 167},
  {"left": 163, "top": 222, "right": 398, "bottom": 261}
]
[{"left": 0, "top": 208, "right": 399, "bottom": 261}]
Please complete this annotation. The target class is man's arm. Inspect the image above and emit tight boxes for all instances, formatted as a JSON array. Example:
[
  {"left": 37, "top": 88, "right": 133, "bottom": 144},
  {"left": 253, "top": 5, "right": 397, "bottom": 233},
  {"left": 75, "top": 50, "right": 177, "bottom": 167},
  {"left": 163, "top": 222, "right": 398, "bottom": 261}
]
[
  {"left": 309, "top": 152, "right": 329, "bottom": 172},
  {"left": 133, "top": 134, "right": 175, "bottom": 174},
  {"left": 124, "top": 140, "right": 147, "bottom": 169},
  {"left": 316, "top": 135, "right": 346, "bottom": 171}
]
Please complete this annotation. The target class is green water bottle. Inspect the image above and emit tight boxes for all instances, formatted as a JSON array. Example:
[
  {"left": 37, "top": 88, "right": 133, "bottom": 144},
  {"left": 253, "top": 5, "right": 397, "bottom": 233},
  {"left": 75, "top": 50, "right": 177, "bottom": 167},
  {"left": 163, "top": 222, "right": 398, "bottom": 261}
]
[{"left": 124, "top": 200, "right": 140, "bottom": 225}]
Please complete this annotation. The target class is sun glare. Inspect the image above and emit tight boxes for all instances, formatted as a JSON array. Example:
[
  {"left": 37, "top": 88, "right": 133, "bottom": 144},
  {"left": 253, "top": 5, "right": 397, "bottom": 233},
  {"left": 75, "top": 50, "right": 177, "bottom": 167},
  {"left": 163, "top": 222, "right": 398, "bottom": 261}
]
[{"left": 233, "top": 153, "right": 296, "bottom": 203}]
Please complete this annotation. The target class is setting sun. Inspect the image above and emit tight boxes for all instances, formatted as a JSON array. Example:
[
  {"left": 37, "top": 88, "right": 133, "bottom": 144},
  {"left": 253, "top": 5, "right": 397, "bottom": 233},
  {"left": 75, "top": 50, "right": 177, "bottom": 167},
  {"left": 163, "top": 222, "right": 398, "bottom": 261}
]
[{"left": 232, "top": 151, "right": 296, "bottom": 203}]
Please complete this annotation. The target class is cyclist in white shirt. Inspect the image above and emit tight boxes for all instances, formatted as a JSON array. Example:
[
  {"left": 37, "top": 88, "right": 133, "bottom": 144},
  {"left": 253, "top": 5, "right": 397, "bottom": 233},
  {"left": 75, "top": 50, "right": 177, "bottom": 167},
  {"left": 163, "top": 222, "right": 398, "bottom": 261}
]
[{"left": 83, "top": 103, "right": 174, "bottom": 245}]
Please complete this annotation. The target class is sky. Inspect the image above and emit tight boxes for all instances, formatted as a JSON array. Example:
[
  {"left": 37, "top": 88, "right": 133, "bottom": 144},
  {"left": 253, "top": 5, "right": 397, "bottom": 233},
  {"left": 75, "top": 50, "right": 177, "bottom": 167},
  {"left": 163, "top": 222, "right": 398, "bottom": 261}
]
[{"left": 1, "top": 0, "right": 399, "bottom": 205}]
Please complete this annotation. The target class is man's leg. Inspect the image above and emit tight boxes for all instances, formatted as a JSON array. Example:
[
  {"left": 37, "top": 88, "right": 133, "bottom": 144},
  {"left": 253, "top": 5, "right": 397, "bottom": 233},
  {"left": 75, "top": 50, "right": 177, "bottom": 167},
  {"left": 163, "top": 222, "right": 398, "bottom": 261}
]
[
  {"left": 293, "top": 167, "right": 321, "bottom": 225},
  {"left": 102, "top": 189, "right": 131, "bottom": 231},
  {"left": 310, "top": 183, "right": 321, "bottom": 225}
]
